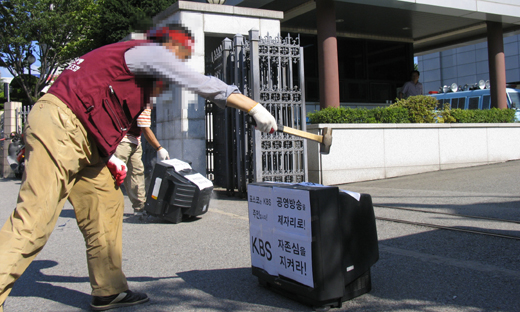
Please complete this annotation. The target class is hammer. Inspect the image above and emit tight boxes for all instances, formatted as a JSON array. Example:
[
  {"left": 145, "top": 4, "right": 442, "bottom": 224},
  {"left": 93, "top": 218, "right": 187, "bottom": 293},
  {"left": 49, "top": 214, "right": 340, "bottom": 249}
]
[
  {"left": 251, "top": 118, "right": 333, "bottom": 154},
  {"left": 275, "top": 124, "right": 333, "bottom": 154}
]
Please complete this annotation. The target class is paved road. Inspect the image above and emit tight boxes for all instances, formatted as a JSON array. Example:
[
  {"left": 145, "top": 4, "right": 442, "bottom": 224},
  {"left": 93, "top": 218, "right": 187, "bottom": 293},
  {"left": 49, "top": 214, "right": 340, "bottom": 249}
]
[{"left": 1, "top": 160, "right": 519, "bottom": 311}]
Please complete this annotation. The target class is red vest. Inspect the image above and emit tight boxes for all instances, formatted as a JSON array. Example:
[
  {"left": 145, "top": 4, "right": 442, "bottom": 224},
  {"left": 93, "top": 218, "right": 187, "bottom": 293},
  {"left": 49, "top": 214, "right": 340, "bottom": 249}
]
[{"left": 48, "top": 40, "right": 153, "bottom": 157}]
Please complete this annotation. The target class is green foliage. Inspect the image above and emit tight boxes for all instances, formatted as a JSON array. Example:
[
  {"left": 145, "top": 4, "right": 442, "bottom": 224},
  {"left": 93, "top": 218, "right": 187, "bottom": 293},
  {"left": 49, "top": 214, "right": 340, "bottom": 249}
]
[
  {"left": 390, "top": 95, "right": 439, "bottom": 123},
  {"left": 436, "top": 103, "right": 456, "bottom": 123},
  {"left": 307, "top": 98, "right": 515, "bottom": 124},
  {"left": 0, "top": 0, "right": 98, "bottom": 105},
  {"left": 10, "top": 74, "right": 39, "bottom": 106},
  {"left": 307, "top": 106, "right": 409, "bottom": 124},
  {"left": 88, "top": 0, "right": 178, "bottom": 49},
  {"left": 450, "top": 108, "right": 516, "bottom": 123},
  {"left": 0, "top": 89, "right": 5, "bottom": 108},
  {"left": 372, "top": 106, "right": 410, "bottom": 123}
]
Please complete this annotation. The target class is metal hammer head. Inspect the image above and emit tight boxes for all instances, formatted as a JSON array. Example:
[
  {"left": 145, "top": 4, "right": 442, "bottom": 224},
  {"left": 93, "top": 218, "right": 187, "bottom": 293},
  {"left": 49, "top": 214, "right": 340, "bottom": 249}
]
[{"left": 320, "top": 127, "right": 333, "bottom": 154}]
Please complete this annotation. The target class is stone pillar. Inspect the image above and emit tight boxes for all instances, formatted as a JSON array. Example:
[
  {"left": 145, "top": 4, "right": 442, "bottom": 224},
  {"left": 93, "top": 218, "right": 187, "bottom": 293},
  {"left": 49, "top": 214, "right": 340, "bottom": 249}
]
[
  {"left": 487, "top": 21, "right": 507, "bottom": 109},
  {"left": 2, "top": 101, "right": 22, "bottom": 178},
  {"left": 153, "top": 6, "right": 282, "bottom": 175},
  {"left": 316, "top": 0, "right": 340, "bottom": 109}
]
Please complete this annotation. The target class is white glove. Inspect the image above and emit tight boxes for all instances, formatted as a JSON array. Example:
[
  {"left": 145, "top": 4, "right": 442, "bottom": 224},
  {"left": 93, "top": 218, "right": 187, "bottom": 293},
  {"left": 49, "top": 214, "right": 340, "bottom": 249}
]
[
  {"left": 157, "top": 147, "right": 170, "bottom": 161},
  {"left": 107, "top": 155, "right": 127, "bottom": 186},
  {"left": 248, "top": 103, "right": 277, "bottom": 133}
]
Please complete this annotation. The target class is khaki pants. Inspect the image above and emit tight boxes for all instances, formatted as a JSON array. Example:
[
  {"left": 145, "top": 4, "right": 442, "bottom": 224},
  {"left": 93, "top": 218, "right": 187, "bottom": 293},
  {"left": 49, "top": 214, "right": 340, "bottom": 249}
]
[
  {"left": 114, "top": 142, "right": 146, "bottom": 212},
  {"left": 0, "top": 94, "right": 128, "bottom": 310}
]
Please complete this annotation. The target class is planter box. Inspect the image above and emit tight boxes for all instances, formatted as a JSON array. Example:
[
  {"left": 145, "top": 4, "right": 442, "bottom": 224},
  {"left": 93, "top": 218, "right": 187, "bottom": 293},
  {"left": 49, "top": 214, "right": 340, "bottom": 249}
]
[{"left": 306, "top": 123, "right": 520, "bottom": 185}]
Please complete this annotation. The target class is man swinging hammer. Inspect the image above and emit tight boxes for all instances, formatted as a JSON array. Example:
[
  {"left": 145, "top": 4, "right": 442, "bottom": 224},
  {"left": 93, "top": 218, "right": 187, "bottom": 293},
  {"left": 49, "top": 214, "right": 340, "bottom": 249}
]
[{"left": 0, "top": 23, "right": 276, "bottom": 311}]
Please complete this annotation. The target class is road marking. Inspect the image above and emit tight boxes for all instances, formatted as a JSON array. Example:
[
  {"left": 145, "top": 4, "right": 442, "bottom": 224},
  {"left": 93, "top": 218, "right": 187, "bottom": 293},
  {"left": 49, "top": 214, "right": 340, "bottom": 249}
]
[
  {"left": 380, "top": 244, "right": 520, "bottom": 279},
  {"left": 211, "top": 208, "right": 248, "bottom": 220}
]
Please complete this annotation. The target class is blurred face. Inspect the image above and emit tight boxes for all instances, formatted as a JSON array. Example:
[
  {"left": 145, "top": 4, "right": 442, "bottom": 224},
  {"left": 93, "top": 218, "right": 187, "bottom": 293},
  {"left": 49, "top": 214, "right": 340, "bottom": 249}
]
[
  {"left": 163, "top": 39, "right": 193, "bottom": 61},
  {"left": 411, "top": 72, "right": 420, "bottom": 83},
  {"left": 152, "top": 81, "right": 166, "bottom": 97}
]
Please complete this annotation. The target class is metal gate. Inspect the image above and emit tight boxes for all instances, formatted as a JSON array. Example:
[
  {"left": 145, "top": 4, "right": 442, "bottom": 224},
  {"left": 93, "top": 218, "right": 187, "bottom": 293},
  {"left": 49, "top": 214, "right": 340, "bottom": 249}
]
[
  {"left": 206, "top": 30, "right": 307, "bottom": 195},
  {"left": 16, "top": 105, "right": 32, "bottom": 134}
]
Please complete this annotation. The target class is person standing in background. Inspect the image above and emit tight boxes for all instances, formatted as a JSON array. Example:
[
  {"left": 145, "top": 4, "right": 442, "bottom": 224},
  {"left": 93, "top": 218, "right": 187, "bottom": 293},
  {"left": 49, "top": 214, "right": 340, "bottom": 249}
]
[
  {"left": 114, "top": 82, "right": 169, "bottom": 219},
  {"left": 399, "top": 70, "right": 423, "bottom": 99}
]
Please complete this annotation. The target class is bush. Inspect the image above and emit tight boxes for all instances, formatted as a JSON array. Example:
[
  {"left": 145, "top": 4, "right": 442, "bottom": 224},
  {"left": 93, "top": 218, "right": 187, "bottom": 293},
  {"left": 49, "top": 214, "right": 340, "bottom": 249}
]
[
  {"left": 9, "top": 74, "right": 40, "bottom": 106},
  {"left": 450, "top": 108, "right": 516, "bottom": 123},
  {"left": 307, "top": 106, "right": 409, "bottom": 124},
  {"left": 307, "top": 95, "right": 516, "bottom": 124},
  {"left": 0, "top": 90, "right": 5, "bottom": 110},
  {"left": 372, "top": 106, "right": 410, "bottom": 123},
  {"left": 436, "top": 103, "right": 456, "bottom": 123},
  {"left": 389, "top": 95, "right": 439, "bottom": 123}
]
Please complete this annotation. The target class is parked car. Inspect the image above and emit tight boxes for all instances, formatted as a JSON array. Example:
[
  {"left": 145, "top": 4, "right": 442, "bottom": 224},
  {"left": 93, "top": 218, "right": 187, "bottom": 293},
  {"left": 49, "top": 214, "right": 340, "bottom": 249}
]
[{"left": 427, "top": 81, "right": 520, "bottom": 121}]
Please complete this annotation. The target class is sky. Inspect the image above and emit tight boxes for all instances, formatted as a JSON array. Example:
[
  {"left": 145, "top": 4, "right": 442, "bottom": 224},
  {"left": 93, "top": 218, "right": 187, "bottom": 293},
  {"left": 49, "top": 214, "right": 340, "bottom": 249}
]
[
  {"left": 1, "top": 67, "right": 13, "bottom": 79},
  {"left": 1, "top": 43, "right": 42, "bottom": 80},
  {"left": 1, "top": 62, "right": 42, "bottom": 79}
]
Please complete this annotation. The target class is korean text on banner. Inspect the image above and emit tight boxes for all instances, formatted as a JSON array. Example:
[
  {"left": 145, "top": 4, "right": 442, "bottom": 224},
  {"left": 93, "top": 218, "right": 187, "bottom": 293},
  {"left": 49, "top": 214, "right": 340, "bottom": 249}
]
[{"left": 248, "top": 184, "right": 314, "bottom": 288}]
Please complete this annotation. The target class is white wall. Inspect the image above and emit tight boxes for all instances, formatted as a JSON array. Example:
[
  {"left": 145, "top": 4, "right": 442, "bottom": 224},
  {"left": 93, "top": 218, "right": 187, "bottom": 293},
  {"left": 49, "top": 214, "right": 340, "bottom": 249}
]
[
  {"left": 1, "top": 101, "right": 22, "bottom": 178},
  {"left": 307, "top": 123, "right": 520, "bottom": 185}
]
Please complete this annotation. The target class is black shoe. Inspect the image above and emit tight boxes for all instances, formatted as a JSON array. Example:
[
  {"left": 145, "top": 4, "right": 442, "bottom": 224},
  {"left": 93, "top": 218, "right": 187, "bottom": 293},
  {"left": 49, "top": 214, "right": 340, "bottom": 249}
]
[
  {"left": 133, "top": 210, "right": 147, "bottom": 220},
  {"left": 90, "top": 290, "right": 149, "bottom": 311}
]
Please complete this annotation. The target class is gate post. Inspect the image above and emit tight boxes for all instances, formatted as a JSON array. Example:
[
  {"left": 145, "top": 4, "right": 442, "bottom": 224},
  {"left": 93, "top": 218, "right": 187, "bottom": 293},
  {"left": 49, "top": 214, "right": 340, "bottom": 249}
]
[
  {"left": 299, "top": 45, "right": 309, "bottom": 182},
  {"left": 2, "top": 101, "right": 22, "bottom": 178},
  {"left": 221, "top": 38, "right": 235, "bottom": 191},
  {"left": 248, "top": 29, "right": 263, "bottom": 182},
  {"left": 233, "top": 34, "right": 247, "bottom": 194}
]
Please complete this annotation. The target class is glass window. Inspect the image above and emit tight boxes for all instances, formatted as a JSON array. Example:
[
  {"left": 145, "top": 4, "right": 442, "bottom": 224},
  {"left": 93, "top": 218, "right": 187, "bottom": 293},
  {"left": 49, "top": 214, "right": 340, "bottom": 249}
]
[
  {"left": 305, "top": 78, "right": 319, "bottom": 102},
  {"left": 366, "top": 41, "right": 408, "bottom": 80},
  {"left": 468, "top": 97, "right": 479, "bottom": 109},
  {"left": 338, "top": 38, "right": 366, "bottom": 80},
  {"left": 339, "top": 81, "right": 368, "bottom": 102},
  {"left": 507, "top": 92, "right": 520, "bottom": 109},
  {"left": 370, "top": 82, "right": 393, "bottom": 101},
  {"left": 451, "top": 97, "right": 465, "bottom": 109},
  {"left": 482, "top": 95, "right": 491, "bottom": 109}
]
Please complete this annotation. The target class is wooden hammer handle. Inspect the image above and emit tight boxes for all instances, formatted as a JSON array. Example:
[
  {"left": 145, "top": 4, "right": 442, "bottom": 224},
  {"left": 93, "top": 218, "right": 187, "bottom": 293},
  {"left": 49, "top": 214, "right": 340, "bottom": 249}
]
[
  {"left": 250, "top": 118, "right": 324, "bottom": 143},
  {"left": 277, "top": 124, "right": 323, "bottom": 143}
]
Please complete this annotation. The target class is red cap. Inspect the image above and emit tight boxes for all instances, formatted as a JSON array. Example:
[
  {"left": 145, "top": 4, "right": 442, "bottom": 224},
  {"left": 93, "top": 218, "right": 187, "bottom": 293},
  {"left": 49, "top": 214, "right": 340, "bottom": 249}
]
[{"left": 147, "top": 27, "right": 194, "bottom": 52}]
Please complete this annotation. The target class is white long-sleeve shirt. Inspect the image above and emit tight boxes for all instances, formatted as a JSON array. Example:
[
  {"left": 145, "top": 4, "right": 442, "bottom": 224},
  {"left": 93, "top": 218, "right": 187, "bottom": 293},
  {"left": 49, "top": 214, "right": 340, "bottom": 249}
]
[{"left": 124, "top": 43, "right": 240, "bottom": 109}]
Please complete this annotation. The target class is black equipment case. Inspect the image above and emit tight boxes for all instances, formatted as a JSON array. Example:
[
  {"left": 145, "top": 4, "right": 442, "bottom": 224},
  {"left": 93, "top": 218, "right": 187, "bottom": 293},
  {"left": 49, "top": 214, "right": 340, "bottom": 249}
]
[
  {"left": 145, "top": 159, "right": 213, "bottom": 223},
  {"left": 248, "top": 182, "right": 379, "bottom": 309}
]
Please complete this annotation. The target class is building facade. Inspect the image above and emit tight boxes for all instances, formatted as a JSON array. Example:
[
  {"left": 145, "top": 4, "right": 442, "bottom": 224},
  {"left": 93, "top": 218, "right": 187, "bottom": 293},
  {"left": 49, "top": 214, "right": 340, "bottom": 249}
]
[
  {"left": 152, "top": 0, "right": 520, "bottom": 175},
  {"left": 417, "top": 33, "right": 520, "bottom": 94}
]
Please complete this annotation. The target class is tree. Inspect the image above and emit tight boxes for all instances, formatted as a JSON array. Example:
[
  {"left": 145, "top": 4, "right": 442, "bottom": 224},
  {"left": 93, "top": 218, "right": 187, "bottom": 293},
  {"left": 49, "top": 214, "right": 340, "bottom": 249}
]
[
  {"left": 88, "top": 0, "right": 177, "bottom": 48},
  {"left": 0, "top": 0, "right": 98, "bottom": 105},
  {"left": 10, "top": 74, "right": 39, "bottom": 106},
  {"left": 0, "top": 89, "right": 5, "bottom": 109}
]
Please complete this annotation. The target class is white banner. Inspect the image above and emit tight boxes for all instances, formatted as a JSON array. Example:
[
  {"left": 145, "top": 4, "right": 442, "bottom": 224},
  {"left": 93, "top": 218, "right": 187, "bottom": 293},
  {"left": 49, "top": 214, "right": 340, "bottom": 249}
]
[
  {"left": 184, "top": 173, "right": 213, "bottom": 190},
  {"left": 161, "top": 158, "right": 192, "bottom": 172},
  {"left": 248, "top": 185, "right": 277, "bottom": 276},
  {"left": 248, "top": 184, "right": 314, "bottom": 288}
]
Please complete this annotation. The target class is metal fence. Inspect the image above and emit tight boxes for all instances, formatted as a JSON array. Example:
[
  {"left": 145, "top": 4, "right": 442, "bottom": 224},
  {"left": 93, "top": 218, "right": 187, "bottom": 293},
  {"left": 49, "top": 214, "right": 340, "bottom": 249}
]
[
  {"left": 206, "top": 30, "right": 307, "bottom": 196},
  {"left": 0, "top": 111, "right": 4, "bottom": 140},
  {"left": 14, "top": 105, "right": 32, "bottom": 134}
]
